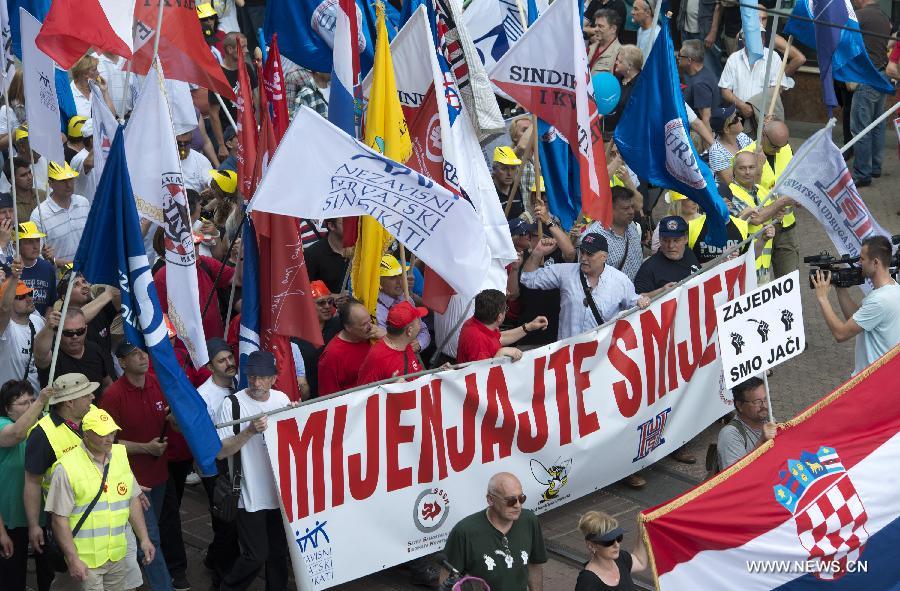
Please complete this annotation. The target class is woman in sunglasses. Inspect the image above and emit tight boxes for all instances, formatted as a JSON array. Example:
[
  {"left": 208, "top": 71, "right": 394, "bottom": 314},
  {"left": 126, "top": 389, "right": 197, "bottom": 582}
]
[
  {"left": 575, "top": 511, "right": 648, "bottom": 590},
  {"left": 707, "top": 104, "right": 752, "bottom": 185}
]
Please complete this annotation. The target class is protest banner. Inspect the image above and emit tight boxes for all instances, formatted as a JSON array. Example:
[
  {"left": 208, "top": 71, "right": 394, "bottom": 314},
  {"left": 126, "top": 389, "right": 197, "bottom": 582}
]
[
  {"left": 264, "top": 252, "right": 756, "bottom": 589},
  {"left": 716, "top": 270, "right": 805, "bottom": 389},
  {"left": 20, "top": 8, "right": 64, "bottom": 166}
]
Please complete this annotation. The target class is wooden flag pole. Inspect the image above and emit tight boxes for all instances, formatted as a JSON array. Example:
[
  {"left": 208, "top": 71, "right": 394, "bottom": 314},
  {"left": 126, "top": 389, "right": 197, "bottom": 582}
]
[
  {"left": 766, "top": 35, "right": 793, "bottom": 120},
  {"left": 503, "top": 135, "right": 534, "bottom": 218},
  {"left": 531, "top": 115, "right": 544, "bottom": 239},
  {"left": 3, "top": 87, "right": 19, "bottom": 256},
  {"left": 398, "top": 243, "right": 411, "bottom": 301},
  {"left": 754, "top": 0, "right": 784, "bottom": 148}
]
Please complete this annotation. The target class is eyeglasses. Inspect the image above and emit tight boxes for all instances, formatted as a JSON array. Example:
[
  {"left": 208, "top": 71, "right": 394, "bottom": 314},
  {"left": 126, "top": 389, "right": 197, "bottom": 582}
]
[
  {"left": 315, "top": 298, "right": 335, "bottom": 307},
  {"left": 728, "top": 116, "right": 744, "bottom": 126},
  {"left": 61, "top": 327, "right": 87, "bottom": 337},
  {"left": 598, "top": 535, "right": 624, "bottom": 547},
  {"left": 14, "top": 293, "right": 32, "bottom": 300},
  {"left": 490, "top": 493, "right": 527, "bottom": 507},
  {"left": 742, "top": 398, "right": 767, "bottom": 407}
]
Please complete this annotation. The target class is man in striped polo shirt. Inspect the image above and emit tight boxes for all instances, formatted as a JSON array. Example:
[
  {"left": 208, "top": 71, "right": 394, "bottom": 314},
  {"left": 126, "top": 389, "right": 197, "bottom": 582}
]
[{"left": 30, "top": 162, "right": 90, "bottom": 270}]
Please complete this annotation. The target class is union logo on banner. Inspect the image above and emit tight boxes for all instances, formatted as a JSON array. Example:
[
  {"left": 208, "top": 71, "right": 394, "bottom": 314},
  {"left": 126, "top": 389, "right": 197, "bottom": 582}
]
[{"left": 773, "top": 446, "right": 869, "bottom": 580}]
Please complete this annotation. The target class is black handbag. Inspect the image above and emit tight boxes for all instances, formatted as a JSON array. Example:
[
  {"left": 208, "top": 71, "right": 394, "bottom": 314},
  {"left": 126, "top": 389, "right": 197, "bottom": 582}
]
[
  {"left": 211, "top": 395, "right": 242, "bottom": 523},
  {"left": 45, "top": 460, "right": 111, "bottom": 572}
]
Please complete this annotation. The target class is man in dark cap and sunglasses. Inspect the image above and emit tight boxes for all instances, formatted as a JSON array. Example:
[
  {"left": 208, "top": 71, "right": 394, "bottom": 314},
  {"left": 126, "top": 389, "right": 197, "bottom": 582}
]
[
  {"left": 441, "top": 472, "right": 547, "bottom": 591},
  {"left": 36, "top": 307, "right": 114, "bottom": 400}
]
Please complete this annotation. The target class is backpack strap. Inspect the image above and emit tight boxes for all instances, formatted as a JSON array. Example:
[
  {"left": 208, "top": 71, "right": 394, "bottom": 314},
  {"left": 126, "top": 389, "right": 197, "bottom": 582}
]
[{"left": 579, "top": 271, "right": 604, "bottom": 326}]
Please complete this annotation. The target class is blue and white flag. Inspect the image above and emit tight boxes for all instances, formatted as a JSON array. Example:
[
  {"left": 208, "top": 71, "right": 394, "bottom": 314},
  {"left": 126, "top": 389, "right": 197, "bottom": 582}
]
[
  {"left": 614, "top": 16, "right": 729, "bottom": 247},
  {"left": 264, "top": 0, "right": 377, "bottom": 76},
  {"left": 328, "top": 0, "right": 360, "bottom": 136},
  {"left": 740, "top": 2, "right": 763, "bottom": 67},
  {"left": 74, "top": 127, "right": 222, "bottom": 476},
  {"left": 9, "top": 0, "right": 49, "bottom": 57},
  {"left": 785, "top": 0, "right": 893, "bottom": 109},
  {"left": 237, "top": 217, "right": 260, "bottom": 390}
]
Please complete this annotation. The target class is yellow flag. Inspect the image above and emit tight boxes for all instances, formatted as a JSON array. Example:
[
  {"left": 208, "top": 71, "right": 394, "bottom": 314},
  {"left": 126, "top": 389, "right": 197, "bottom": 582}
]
[{"left": 351, "top": 2, "right": 412, "bottom": 316}]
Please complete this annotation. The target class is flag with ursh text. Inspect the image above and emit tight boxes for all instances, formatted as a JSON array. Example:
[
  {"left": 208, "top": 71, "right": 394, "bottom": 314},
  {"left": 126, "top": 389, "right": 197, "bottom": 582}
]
[
  {"left": 74, "top": 127, "right": 221, "bottom": 476},
  {"left": 124, "top": 61, "right": 208, "bottom": 368},
  {"left": 489, "top": 0, "right": 612, "bottom": 227}
]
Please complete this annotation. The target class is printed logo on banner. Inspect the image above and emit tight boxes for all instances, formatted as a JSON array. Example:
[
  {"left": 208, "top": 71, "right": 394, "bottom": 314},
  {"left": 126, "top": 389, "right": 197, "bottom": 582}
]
[
  {"left": 663, "top": 118, "right": 705, "bottom": 189},
  {"left": 816, "top": 169, "right": 878, "bottom": 245},
  {"left": 294, "top": 520, "right": 334, "bottom": 585},
  {"left": 773, "top": 446, "right": 869, "bottom": 580},
  {"left": 633, "top": 408, "right": 672, "bottom": 462},
  {"left": 530, "top": 458, "right": 572, "bottom": 504},
  {"left": 412, "top": 488, "right": 451, "bottom": 534},
  {"left": 160, "top": 172, "right": 195, "bottom": 267}
]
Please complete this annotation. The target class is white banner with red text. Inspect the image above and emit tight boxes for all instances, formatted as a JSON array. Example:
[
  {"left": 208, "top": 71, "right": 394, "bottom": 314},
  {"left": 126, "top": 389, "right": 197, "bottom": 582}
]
[{"left": 265, "top": 252, "right": 756, "bottom": 589}]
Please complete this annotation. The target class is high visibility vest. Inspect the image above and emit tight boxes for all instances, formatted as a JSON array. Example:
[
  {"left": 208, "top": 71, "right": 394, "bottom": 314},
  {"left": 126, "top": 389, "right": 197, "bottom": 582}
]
[
  {"left": 687, "top": 215, "right": 750, "bottom": 262},
  {"left": 57, "top": 444, "right": 132, "bottom": 569},
  {"left": 740, "top": 142, "right": 795, "bottom": 228},
  {"left": 729, "top": 183, "right": 772, "bottom": 272},
  {"left": 35, "top": 413, "right": 83, "bottom": 496}
]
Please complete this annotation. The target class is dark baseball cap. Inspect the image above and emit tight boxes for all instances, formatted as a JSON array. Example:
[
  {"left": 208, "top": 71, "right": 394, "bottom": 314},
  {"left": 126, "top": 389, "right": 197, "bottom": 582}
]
[
  {"left": 206, "top": 337, "right": 232, "bottom": 361},
  {"left": 658, "top": 215, "right": 689, "bottom": 237},
  {"left": 709, "top": 104, "right": 737, "bottom": 134},
  {"left": 579, "top": 232, "right": 609, "bottom": 254},
  {"left": 508, "top": 218, "right": 531, "bottom": 236},
  {"left": 115, "top": 340, "right": 139, "bottom": 358}
]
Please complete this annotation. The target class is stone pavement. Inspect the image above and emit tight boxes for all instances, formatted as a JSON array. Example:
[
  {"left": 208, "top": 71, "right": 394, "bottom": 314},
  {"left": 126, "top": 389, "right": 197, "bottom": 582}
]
[{"left": 25, "top": 121, "right": 899, "bottom": 591}]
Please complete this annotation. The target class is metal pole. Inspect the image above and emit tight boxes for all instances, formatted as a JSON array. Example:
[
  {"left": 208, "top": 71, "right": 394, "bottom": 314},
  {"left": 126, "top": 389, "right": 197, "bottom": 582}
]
[
  {"left": 754, "top": 0, "right": 783, "bottom": 147},
  {"left": 151, "top": 0, "right": 166, "bottom": 63},
  {"left": 3, "top": 87, "right": 19, "bottom": 255}
]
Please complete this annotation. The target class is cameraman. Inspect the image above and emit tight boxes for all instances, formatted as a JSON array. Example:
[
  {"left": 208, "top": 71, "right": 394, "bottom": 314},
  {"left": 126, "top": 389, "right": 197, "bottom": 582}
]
[{"left": 812, "top": 235, "right": 900, "bottom": 375}]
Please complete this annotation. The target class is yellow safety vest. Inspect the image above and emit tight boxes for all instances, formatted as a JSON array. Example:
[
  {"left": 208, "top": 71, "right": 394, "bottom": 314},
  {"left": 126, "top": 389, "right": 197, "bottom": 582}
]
[
  {"left": 57, "top": 444, "right": 132, "bottom": 569},
  {"left": 729, "top": 183, "right": 772, "bottom": 272},
  {"left": 687, "top": 215, "right": 749, "bottom": 250},
  {"left": 36, "top": 413, "right": 83, "bottom": 495},
  {"left": 740, "top": 142, "right": 795, "bottom": 228}
]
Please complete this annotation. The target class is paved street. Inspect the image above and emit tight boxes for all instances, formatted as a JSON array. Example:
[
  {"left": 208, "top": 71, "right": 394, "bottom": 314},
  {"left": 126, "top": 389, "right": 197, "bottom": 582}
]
[{"left": 26, "top": 121, "right": 899, "bottom": 591}]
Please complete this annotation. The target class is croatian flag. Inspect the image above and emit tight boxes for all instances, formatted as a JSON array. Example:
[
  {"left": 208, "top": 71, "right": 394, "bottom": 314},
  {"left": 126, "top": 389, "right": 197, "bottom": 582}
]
[
  {"left": 35, "top": 0, "right": 134, "bottom": 68},
  {"left": 74, "top": 127, "right": 222, "bottom": 476},
  {"left": 785, "top": 0, "right": 893, "bottom": 110},
  {"left": 328, "top": 0, "right": 361, "bottom": 136},
  {"left": 642, "top": 346, "right": 900, "bottom": 589},
  {"left": 614, "top": 16, "right": 729, "bottom": 247},
  {"left": 490, "top": 0, "right": 612, "bottom": 227}
]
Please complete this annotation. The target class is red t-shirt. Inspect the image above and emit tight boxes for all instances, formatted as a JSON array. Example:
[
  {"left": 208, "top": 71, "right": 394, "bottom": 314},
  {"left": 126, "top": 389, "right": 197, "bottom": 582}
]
[
  {"left": 357, "top": 339, "right": 422, "bottom": 385},
  {"left": 891, "top": 42, "right": 900, "bottom": 64},
  {"left": 100, "top": 373, "right": 170, "bottom": 487},
  {"left": 154, "top": 256, "right": 235, "bottom": 339},
  {"left": 456, "top": 318, "right": 502, "bottom": 363},
  {"left": 318, "top": 336, "right": 372, "bottom": 396}
]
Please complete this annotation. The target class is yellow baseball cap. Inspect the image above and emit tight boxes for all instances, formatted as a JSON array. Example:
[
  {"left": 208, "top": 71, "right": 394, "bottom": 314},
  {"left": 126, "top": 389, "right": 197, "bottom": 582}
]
[
  {"left": 530, "top": 176, "right": 545, "bottom": 192},
  {"left": 14, "top": 126, "right": 28, "bottom": 142},
  {"left": 17, "top": 221, "right": 46, "bottom": 239},
  {"left": 210, "top": 169, "right": 238, "bottom": 194},
  {"left": 48, "top": 161, "right": 79, "bottom": 181},
  {"left": 493, "top": 146, "right": 522, "bottom": 166},
  {"left": 196, "top": 2, "right": 218, "bottom": 18},
  {"left": 82, "top": 407, "right": 121, "bottom": 436},
  {"left": 665, "top": 191, "right": 687, "bottom": 203},
  {"left": 67, "top": 116, "right": 87, "bottom": 138},
  {"left": 379, "top": 255, "right": 409, "bottom": 277}
]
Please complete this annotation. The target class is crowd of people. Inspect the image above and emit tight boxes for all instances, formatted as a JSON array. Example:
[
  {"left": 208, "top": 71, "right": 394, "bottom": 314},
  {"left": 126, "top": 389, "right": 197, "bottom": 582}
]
[{"left": 0, "top": 0, "right": 897, "bottom": 590}]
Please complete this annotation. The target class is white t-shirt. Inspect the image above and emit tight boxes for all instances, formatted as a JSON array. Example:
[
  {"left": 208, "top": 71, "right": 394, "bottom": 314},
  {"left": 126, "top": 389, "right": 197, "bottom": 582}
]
[
  {"left": 0, "top": 312, "right": 45, "bottom": 391},
  {"left": 71, "top": 149, "right": 97, "bottom": 203},
  {"left": 198, "top": 376, "right": 232, "bottom": 423},
  {"left": 637, "top": 24, "right": 661, "bottom": 64},
  {"left": 70, "top": 80, "right": 92, "bottom": 118},
  {"left": 852, "top": 282, "right": 900, "bottom": 374},
  {"left": 216, "top": 388, "right": 291, "bottom": 512},
  {"left": 181, "top": 149, "right": 214, "bottom": 192},
  {"left": 0, "top": 105, "right": 21, "bottom": 137}
]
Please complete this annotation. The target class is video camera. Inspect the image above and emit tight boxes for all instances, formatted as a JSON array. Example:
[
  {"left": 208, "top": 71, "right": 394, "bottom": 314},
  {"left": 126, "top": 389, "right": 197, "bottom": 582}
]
[{"left": 805, "top": 235, "right": 900, "bottom": 288}]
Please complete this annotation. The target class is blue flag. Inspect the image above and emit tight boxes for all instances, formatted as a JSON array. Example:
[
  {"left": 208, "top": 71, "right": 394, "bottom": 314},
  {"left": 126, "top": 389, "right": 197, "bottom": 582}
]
[
  {"left": 9, "top": 0, "right": 50, "bottom": 57},
  {"left": 237, "top": 218, "right": 261, "bottom": 390},
  {"left": 740, "top": 2, "right": 763, "bottom": 67},
  {"left": 265, "top": 0, "right": 394, "bottom": 77},
  {"left": 614, "top": 17, "right": 729, "bottom": 247},
  {"left": 74, "top": 128, "right": 222, "bottom": 476},
  {"left": 784, "top": 0, "right": 893, "bottom": 110}
]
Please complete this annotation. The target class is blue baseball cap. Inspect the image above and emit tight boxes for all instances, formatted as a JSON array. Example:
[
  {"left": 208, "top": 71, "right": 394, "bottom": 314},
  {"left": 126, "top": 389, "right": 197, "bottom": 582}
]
[
  {"left": 508, "top": 218, "right": 531, "bottom": 236},
  {"left": 658, "top": 215, "right": 689, "bottom": 237}
]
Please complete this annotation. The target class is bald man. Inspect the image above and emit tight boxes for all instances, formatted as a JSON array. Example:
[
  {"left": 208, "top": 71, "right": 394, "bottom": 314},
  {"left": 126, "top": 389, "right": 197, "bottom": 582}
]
[
  {"left": 441, "top": 472, "right": 547, "bottom": 591},
  {"left": 738, "top": 121, "right": 798, "bottom": 278}
]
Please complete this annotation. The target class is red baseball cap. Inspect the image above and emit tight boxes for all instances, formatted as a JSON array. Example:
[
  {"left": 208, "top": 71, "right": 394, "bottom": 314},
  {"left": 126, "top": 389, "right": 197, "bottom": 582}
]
[
  {"left": 387, "top": 301, "right": 428, "bottom": 328},
  {"left": 310, "top": 280, "right": 331, "bottom": 299}
]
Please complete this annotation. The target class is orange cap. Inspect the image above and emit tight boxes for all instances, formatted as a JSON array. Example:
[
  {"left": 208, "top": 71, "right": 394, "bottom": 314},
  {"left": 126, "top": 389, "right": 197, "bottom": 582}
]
[
  {"left": 4, "top": 280, "right": 33, "bottom": 297},
  {"left": 310, "top": 280, "right": 331, "bottom": 299}
]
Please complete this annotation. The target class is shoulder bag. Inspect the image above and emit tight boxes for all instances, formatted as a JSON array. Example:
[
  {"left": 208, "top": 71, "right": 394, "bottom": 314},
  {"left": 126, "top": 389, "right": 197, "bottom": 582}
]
[
  {"left": 46, "top": 459, "right": 111, "bottom": 572},
  {"left": 579, "top": 271, "right": 604, "bottom": 326},
  {"left": 211, "top": 395, "right": 242, "bottom": 523}
]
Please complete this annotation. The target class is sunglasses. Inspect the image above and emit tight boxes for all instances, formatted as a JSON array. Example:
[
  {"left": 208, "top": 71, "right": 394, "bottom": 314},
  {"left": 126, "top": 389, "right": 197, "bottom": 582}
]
[
  {"left": 61, "top": 327, "right": 87, "bottom": 337},
  {"left": 491, "top": 493, "right": 527, "bottom": 507},
  {"left": 728, "top": 115, "right": 743, "bottom": 125},
  {"left": 598, "top": 535, "right": 624, "bottom": 547},
  {"left": 14, "top": 293, "right": 32, "bottom": 300},
  {"left": 315, "top": 298, "right": 335, "bottom": 307}
]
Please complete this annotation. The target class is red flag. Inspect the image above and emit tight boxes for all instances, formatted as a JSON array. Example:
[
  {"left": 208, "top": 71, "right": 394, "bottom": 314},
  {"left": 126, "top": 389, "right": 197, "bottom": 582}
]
[
  {"left": 131, "top": 2, "right": 235, "bottom": 99},
  {"left": 235, "top": 39, "right": 258, "bottom": 199},
  {"left": 262, "top": 35, "right": 291, "bottom": 143},
  {"left": 36, "top": 0, "right": 133, "bottom": 69},
  {"left": 422, "top": 266, "right": 454, "bottom": 314}
]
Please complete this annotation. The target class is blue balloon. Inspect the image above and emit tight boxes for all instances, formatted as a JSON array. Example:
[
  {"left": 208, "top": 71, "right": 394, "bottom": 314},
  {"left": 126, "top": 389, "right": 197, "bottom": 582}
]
[{"left": 592, "top": 72, "right": 621, "bottom": 116}]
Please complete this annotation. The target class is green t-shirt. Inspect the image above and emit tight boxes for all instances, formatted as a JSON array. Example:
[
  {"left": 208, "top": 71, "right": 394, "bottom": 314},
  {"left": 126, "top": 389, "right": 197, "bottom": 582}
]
[
  {"left": 0, "top": 416, "right": 29, "bottom": 528},
  {"left": 443, "top": 509, "right": 548, "bottom": 591}
]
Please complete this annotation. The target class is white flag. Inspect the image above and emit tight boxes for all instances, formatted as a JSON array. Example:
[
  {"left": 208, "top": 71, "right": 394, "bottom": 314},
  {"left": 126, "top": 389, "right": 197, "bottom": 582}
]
[
  {"left": 366, "top": 6, "right": 515, "bottom": 272},
  {"left": 0, "top": 0, "right": 16, "bottom": 91},
  {"left": 771, "top": 126, "right": 890, "bottom": 259},
  {"left": 20, "top": 9, "right": 64, "bottom": 165},
  {"left": 249, "top": 107, "right": 490, "bottom": 302},
  {"left": 125, "top": 60, "right": 208, "bottom": 367},
  {"left": 89, "top": 82, "right": 119, "bottom": 183}
]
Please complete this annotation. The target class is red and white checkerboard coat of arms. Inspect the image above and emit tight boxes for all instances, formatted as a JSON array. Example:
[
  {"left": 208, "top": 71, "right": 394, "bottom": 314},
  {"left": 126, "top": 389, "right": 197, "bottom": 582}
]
[{"left": 773, "top": 446, "right": 869, "bottom": 580}]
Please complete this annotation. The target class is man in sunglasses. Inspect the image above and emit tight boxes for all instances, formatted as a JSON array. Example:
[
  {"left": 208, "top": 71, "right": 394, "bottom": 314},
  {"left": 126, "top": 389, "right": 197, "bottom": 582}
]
[
  {"left": 715, "top": 376, "right": 776, "bottom": 470},
  {"left": 175, "top": 127, "right": 214, "bottom": 193},
  {"left": 442, "top": 472, "right": 547, "bottom": 591},
  {"left": 36, "top": 308, "right": 114, "bottom": 401}
]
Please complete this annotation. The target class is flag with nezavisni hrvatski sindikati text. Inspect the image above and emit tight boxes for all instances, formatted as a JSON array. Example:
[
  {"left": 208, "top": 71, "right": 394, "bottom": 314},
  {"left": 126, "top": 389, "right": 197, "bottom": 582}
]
[{"left": 351, "top": 1, "right": 412, "bottom": 316}]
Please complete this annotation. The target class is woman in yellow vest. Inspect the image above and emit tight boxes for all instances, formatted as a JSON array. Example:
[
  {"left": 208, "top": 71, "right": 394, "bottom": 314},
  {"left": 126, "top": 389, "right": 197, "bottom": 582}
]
[{"left": 44, "top": 407, "right": 154, "bottom": 588}]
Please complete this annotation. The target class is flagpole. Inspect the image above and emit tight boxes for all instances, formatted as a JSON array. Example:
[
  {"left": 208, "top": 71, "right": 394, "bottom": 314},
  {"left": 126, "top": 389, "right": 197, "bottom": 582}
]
[
  {"left": 765, "top": 35, "right": 792, "bottom": 119},
  {"left": 3, "top": 87, "right": 19, "bottom": 255},
  {"left": 118, "top": 61, "right": 133, "bottom": 124},
  {"left": 840, "top": 100, "right": 900, "bottom": 154},
  {"left": 503, "top": 136, "right": 533, "bottom": 218},
  {"left": 753, "top": 0, "right": 783, "bottom": 147},
  {"left": 215, "top": 93, "right": 239, "bottom": 130},
  {"left": 47, "top": 275, "right": 75, "bottom": 388},
  {"left": 398, "top": 243, "right": 412, "bottom": 301},
  {"left": 151, "top": 0, "right": 166, "bottom": 62},
  {"left": 26, "top": 146, "right": 46, "bottom": 233},
  {"left": 531, "top": 116, "right": 544, "bottom": 239}
]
